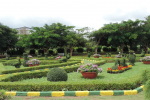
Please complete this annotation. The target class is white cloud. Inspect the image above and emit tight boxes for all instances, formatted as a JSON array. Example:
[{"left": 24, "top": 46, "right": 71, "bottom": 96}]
[{"left": 0, "top": 0, "right": 150, "bottom": 29}]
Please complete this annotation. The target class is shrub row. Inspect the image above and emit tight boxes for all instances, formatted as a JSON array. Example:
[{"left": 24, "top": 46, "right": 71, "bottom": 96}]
[{"left": 1, "top": 60, "right": 81, "bottom": 74}]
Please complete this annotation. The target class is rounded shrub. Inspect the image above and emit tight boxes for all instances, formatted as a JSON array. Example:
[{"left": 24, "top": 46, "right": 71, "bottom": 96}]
[{"left": 47, "top": 67, "right": 68, "bottom": 82}]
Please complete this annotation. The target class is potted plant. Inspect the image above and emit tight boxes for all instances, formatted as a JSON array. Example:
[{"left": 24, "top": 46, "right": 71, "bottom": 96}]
[
  {"left": 26, "top": 59, "right": 41, "bottom": 67},
  {"left": 93, "top": 54, "right": 101, "bottom": 58},
  {"left": 140, "top": 56, "right": 150, "bottom": 64},
  {"left": 77, "top": 63, "right": 103, "bottom": 79}
]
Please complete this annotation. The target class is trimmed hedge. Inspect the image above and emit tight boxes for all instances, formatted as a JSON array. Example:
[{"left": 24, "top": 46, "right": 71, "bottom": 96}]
[
  {"left": 0, "top": 64, "right": 142, "bottom": 91},
  {"left": 0, "top": 58, "right": 145, "bottom": 91},
  {"left": 1, "top": 60, "right": 81, "bottom": 74}
]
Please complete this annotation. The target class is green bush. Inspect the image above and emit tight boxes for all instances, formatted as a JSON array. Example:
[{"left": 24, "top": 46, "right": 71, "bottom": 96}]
[
  {"left": 47, "top": 67, "right": 68, "bottom": 82},
  {"left": 0, "top": 89, "right": 11, "bottom": 100},
  {"left": 145, "top": 79, "right": 150, "bottom": 100}
]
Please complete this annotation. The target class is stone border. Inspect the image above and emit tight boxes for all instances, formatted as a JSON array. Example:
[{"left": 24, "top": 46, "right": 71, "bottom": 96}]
[{"left": 5, "top": 85, "right": 145, "bottom": 97}]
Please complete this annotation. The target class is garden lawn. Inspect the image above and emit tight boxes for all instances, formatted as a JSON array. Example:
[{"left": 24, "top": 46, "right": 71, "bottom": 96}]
[{"left": 15, "top": 62, "right": 150, "bottom": 84}]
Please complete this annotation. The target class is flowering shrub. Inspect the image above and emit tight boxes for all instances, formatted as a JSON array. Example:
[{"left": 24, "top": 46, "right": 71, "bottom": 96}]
[
  {"left": 93, "top": 54, "right": 101, "bottom": 57},
  {"left": 77, "top": 63, "right": 103, "bottom": 74},
  {"left": 28, "top": 55, "right": 33, "bottom": 58},
  {"left": 55, "top": 56, "right": 62, "bottom": 60},
  {"left": 140, "top": 56, "right": 150, "bottom": 61},
  {"left": 26, "top": 59, "right": 41, "bottom": 65}
]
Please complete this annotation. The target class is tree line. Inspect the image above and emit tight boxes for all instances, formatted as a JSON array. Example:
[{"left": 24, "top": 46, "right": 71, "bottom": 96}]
[{"left": 0, "top": 15, "right": 150, "bottom": 56}]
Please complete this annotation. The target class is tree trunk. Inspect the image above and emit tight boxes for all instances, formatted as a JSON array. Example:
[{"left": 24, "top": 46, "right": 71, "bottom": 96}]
[
  {"left": 118, "top": 46, "right": 121, "bottom": 53},
  {"left": 64, "top": 47, "right": 67, "bottom": 56},
  {"left": 144, "top": 45, "right": 148, "bottom": 54},
  {"left": 95, "top": 46, "right": 98, "bottom": 54},
  {"left": 70, "top": 48, "right": 73, "bottom": 56},
  {"left": 121, "top": 44, "right": 124, "bottom": 53}
]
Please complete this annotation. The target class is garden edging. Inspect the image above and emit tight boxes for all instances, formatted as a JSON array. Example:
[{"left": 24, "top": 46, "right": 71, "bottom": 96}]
[{"left": 5, "top": 85, "right": 145, "bottom": 97}]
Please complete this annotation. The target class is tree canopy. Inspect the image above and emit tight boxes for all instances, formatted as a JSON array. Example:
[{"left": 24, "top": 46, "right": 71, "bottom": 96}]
[{"left": 0, "top": 23, "right": 18, "bottom": 54}]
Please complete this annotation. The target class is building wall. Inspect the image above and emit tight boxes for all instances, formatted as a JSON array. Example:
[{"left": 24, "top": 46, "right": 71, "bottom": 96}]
[{"left": 16, "top": 26, "right": 32, "bottom": 35}]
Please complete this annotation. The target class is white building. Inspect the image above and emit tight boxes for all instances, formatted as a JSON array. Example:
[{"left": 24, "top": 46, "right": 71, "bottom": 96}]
[{"left": 16, "top": 26, "right": 33, "bottom": 35}]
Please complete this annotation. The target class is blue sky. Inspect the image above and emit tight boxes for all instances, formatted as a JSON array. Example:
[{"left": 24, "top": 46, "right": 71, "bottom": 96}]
[{"left": 0, "top": 0, "right": 150, "bottom": 30}]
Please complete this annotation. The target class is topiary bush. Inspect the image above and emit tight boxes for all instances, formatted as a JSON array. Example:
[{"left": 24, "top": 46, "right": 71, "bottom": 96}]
[
  {"left": 23, "top": 53, "right": 29, "bottom": 67},
  {"left": 47, "top": 67, "right": 68, "bottom": 82},
  {"left": 111, "top": 59, "right": 120, "bottom": 70}
]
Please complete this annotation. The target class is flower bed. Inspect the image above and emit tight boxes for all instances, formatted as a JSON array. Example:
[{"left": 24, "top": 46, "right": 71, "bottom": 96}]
[
  {"left": 107, "top": 65, "right": 132, "bottom": 73},
  {"left": 102, "top": 56, "right": 114, "bottom": 58},
  {"left": 55, "top": 56, "right": 62, "bottom": 60},
  {"left": 140, "top": 56, "right": 150, "bottom": 64},
  {"left": 26, "top": 59, "right": 41, "bottom": 67},
  {"left": 93, "top": 54, "right": 101, "bottom": 58}
]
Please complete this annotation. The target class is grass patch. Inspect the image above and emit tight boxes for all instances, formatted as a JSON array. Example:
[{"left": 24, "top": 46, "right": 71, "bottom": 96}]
[{"left": 15, "top": 62, "right": 150, "bottom": 83}]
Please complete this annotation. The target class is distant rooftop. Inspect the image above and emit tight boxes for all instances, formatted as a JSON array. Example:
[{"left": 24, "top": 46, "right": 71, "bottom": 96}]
[{"left": 15, "top": 26, "right": 33, "bottom": 30}]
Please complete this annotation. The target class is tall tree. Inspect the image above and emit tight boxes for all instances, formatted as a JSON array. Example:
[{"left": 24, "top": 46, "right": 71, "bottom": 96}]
[
  {"left": 107, "top": 19, "right": 142, "bottom": 53},
  {"left": 136, "top": 16, "right": 150, "bottom": 53},
  {"left": 0, "top": 23, "right": 18, "bottom": 54},
  {"left": 64, "top": 30, "right": 86, "bottom": 56},
  {"left": 89, "top": 24, "right": 115, "bottom": 54}
]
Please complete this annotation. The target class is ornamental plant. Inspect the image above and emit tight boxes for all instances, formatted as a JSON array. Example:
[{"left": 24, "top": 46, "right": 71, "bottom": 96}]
[
  {"left": 26, "top": 59, "right": 41, "bottom": 65},
  {"left": 140, "top": 56, "right": 150, "bottom": 61},
  {"left": 93, "top": 54, "right": 101, "bottom": 57},
  {"left": 77, "top": 63, "right": 103, "bottom": 74},
  {"left": 107, "top": 65, "right": 132, "bottom": 73},
  {"left": 55, "top": 56, "right": 62, "bottom": 60}
]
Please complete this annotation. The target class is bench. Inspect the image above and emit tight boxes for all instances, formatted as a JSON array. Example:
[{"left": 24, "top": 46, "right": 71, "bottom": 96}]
[{"left": 58, "top": 53, "right": 65, "bottom": 56}]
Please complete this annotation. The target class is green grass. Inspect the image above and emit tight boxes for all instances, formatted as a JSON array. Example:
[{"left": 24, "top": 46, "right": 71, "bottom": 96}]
[
  {"left": 15, "top": 62, "right": 150, "bottom": 84},
  {"left": 0, "top": 55, "right": 150, "bottom": 99}
]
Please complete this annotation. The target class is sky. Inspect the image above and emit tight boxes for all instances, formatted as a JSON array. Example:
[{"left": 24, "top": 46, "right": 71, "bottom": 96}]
[{"left": 0, "top": 0, "right": 150, "bottom": 30}]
